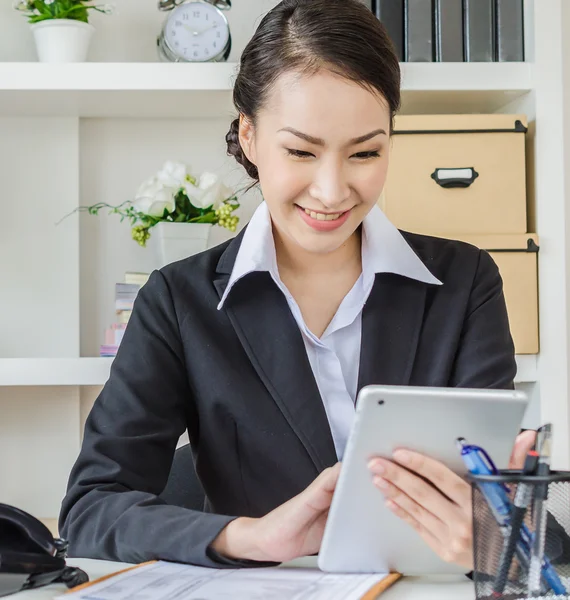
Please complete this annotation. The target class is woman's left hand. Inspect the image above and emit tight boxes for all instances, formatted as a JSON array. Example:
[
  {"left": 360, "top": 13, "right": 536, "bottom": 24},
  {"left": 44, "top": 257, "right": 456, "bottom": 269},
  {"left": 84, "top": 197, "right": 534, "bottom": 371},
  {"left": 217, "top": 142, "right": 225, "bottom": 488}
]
[{"left": 367, "top": 430, "right": 537, "bottom": 570}]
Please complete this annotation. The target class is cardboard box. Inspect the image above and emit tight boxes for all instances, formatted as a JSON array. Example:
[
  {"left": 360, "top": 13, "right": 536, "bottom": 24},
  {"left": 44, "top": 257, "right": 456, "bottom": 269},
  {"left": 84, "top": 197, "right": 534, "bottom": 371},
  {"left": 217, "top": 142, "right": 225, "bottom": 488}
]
[
  {"left": 381, "top": 114, "right": 528, "bottom": 235},
  {"left": 436, "top": 233, "right": 539, "bottom": 355}
]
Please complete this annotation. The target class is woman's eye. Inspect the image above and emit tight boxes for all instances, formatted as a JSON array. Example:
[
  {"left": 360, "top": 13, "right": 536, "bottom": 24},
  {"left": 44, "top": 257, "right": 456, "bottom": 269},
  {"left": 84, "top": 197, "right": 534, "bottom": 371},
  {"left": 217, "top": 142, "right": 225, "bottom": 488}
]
[
  {"left": 286, "top": 149, "right": 314, "bottom": 158},
  {"left": 352, "top": 151, "right": 380, "bottom": 159}
]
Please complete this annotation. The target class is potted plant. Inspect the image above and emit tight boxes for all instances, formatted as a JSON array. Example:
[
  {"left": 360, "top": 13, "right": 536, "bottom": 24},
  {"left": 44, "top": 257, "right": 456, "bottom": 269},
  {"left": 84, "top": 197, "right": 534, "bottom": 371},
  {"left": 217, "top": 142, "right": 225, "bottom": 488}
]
[
  {"left": 58, "top": 161, "right": 244, "bottom": 268},
  {"left": 13, "top": 0, "right": 113, "bottom": 63}
]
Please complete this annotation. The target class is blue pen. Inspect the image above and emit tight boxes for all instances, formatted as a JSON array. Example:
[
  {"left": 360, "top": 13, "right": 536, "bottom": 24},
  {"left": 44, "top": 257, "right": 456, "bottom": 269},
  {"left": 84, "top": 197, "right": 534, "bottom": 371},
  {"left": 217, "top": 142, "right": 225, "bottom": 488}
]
[{"left": 457, "top": 438, "right": 566, "bottom": 596}]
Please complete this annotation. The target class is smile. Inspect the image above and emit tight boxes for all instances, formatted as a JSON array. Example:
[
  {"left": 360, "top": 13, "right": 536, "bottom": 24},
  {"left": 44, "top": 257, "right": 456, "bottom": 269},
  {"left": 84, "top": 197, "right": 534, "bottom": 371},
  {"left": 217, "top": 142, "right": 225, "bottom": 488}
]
[
  {"left": 295, "top": 204, "right": 352, "bottom": 232},
  {"left": 301, "top": 208, "right": 346, "bottom": 221}
]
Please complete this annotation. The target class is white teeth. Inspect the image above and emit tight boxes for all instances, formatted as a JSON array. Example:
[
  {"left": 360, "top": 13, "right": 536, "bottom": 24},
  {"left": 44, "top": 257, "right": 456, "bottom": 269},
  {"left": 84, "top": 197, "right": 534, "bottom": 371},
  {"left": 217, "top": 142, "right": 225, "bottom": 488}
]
[{"left": 303, "top": 208, "right": 343, "bottom": 221}]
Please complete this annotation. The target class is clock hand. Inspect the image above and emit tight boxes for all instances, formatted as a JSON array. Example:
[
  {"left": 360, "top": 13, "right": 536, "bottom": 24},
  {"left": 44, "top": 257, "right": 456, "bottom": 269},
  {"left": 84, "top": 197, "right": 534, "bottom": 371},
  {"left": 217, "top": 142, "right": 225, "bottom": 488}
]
[
  {"left": 180, "top": 23, "right": 200, "bottom": 35},
  {"left": 194, "top": 23, "right": 219, "bottom": 36}
]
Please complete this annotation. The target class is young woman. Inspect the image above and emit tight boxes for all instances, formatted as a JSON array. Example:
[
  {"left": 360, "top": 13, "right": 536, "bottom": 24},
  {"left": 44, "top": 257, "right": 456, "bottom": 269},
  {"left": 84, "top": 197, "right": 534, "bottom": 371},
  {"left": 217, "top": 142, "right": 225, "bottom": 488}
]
[{"left": 60, "top": 0, "right": 534, "bottom": 570}]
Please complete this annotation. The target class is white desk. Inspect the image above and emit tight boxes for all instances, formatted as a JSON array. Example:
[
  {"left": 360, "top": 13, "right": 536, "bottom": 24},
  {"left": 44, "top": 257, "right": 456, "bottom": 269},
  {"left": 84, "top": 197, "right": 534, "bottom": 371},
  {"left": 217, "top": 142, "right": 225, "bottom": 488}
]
[{"left": 11, "top": 557, "right": 475, "bottom": 599}]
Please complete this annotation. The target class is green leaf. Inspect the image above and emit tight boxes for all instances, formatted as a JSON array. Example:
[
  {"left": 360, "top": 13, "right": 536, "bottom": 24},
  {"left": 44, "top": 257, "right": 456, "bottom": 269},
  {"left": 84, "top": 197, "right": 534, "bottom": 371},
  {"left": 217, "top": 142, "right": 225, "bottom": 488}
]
[{"left": 188, "top": 212, "right": 217, "bottom": 224}]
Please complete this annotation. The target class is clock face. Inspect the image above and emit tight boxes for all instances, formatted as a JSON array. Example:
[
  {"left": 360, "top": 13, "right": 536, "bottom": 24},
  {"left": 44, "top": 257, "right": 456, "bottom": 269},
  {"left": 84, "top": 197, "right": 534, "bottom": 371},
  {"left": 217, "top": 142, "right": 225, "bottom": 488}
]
[{"left": 165, "top": 2, "right": 230, "bottom": 62}]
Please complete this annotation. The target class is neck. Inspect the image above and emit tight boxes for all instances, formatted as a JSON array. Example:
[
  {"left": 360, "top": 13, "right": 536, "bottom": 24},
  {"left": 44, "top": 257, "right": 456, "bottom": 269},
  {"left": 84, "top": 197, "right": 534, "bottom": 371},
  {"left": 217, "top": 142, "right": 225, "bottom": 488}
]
[{"left": 273, "top": 225, "right": 362, "bottom": 278}]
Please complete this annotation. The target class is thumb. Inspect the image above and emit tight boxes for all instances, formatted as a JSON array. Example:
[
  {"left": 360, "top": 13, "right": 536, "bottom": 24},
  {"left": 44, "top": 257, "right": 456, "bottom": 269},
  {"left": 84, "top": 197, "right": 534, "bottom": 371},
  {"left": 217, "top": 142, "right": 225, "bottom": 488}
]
[
  {"left": 305, "top": 462, "right": 342, "bottom": 512},
  {"left": 508, "top": 430, "right": 537, "bottom": 470}
]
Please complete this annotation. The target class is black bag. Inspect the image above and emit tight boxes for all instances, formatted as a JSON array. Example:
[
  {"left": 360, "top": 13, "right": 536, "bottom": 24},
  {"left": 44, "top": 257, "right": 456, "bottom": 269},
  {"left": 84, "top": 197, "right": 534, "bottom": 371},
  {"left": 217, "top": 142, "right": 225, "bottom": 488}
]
[{"left": 0, "top": 503, "right": 88, "bottom": 597}]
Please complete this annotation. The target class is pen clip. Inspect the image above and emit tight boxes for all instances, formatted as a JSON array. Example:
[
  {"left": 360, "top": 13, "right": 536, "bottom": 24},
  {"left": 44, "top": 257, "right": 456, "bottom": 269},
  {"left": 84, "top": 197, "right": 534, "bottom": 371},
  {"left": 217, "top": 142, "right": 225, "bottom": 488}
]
[{"left": 471, "top": 444, "right": 499, "bottom": 475}]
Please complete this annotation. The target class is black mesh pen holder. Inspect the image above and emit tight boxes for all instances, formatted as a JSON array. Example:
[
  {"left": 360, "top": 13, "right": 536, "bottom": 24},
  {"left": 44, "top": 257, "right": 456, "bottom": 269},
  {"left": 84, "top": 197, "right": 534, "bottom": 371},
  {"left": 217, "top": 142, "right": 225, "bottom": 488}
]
[{"left": 469, "top": 470, "right": 570, "bottom": 600}]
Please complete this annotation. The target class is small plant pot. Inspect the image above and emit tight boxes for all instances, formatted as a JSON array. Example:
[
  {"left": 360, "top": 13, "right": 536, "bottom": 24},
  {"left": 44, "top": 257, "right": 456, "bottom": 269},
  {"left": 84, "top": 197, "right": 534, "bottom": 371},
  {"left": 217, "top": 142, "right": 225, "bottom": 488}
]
[{"left": 30, "top": 19, "right": 95, "bottom": 63}]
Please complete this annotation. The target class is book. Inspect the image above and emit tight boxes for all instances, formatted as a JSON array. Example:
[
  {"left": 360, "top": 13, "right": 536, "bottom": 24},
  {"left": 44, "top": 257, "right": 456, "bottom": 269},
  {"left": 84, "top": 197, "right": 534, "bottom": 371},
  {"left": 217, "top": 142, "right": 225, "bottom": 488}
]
[
  {"left": 99, "top": 344, "right": 119, "bottom": 357},
  {"left": 56, "top": 560, "right": 402, "bottom": 600},
  {"left": 496, "top": 0, "right": 524, "bottom": 61},
  {"left": 116, "top": 310, "right": 132, "bottom": 325},
  {"left": 404, "top": 0, "right": 434, "bottom": 62},
  {"left": 125, "top": 271, "right": 150, "bottom": 286},
  {"left": 434, "top": 0, "right": 463, "bottom": 62},
  {"left": 373, "top": 0, "right": 405, "bottom": 61},
  {"left": 105, "top": 324, "right": 127, "bottom": 346},
  {"left": 115, "top": 283, "right": 142, "bottom": 311},
  {"left": 463, "top": 0, "right": 494, "bottom": 62}
]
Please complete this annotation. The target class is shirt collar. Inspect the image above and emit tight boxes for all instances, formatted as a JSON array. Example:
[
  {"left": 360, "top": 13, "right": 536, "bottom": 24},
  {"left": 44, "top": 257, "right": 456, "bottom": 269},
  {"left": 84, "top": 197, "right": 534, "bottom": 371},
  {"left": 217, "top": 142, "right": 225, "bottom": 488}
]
[{"left": 217, "top": 202, "right": 441, "bottom": 310}]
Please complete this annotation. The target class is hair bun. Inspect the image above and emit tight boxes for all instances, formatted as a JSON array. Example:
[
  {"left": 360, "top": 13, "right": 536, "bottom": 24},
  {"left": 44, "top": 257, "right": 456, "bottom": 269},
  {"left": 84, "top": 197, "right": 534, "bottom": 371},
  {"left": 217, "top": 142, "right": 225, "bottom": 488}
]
[{"left": 226, "top": 118, "right": 259, "bottom": 181}]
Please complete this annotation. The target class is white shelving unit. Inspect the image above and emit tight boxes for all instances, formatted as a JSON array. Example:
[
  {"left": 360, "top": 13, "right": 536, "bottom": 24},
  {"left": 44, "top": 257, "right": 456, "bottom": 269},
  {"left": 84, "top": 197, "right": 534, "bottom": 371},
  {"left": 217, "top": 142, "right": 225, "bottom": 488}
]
[
  {"left": 0, "top": 355, "right": 540, "bottom": 388},
  {"left": 2, "top": 0, "right": 570, "bottom": 523},
  {"left": 0, "top": 62, "right": 533, "bottom": 118},
  {"left": 0, "top": 358, "right": 114, "bottom": 387}
]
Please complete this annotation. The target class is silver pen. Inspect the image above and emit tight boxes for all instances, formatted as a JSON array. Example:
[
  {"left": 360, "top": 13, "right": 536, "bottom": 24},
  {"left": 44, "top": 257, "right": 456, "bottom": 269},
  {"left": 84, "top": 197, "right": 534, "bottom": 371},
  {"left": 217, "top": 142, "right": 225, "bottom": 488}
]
[{"left": 528, "top": 424, "right": 553, "bottom": 597}]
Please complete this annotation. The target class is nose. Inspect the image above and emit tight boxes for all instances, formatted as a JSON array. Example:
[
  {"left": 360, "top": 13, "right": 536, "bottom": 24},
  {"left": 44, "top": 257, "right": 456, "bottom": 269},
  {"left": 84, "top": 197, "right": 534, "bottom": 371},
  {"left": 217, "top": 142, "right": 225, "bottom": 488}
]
[{"left": 308, "top": 155, "right": 351, "bottom": 209}]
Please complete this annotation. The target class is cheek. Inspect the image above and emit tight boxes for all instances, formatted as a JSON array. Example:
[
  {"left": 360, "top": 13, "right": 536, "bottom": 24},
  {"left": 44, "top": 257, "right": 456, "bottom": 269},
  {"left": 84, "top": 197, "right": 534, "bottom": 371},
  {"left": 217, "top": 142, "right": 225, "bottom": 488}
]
[
  {"left": 257, "top": 151, "right": 308, "bottom": 204},
  {"left": 357, "top": 158, "right": 390, "bottom": 205}
]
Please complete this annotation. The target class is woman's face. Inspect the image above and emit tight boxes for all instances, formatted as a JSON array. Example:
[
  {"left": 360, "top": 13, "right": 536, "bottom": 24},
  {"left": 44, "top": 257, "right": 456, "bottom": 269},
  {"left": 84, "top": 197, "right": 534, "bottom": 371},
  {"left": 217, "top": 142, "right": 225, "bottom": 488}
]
[{"left": 239, "top": 69, "right": 392, "bottom": 255}]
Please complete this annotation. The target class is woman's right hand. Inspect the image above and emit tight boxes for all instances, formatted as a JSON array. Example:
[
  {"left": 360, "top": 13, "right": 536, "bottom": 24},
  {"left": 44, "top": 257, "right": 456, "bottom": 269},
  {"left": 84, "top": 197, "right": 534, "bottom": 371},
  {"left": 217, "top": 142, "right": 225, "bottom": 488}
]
[{"left": 210, "top": 462, "right": 341, "bottom": 563}]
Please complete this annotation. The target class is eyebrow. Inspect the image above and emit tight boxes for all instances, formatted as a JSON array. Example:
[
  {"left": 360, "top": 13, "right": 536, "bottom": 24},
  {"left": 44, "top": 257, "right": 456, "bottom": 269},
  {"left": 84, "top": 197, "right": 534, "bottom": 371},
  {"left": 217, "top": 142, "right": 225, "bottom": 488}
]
[{"left": 278, "top": 126, "right": 387, "bottom": 147}]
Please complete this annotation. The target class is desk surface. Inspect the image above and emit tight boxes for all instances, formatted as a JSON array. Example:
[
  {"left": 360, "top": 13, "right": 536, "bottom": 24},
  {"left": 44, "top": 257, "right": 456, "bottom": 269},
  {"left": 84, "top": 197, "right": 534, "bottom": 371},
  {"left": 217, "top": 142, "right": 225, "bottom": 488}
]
[{"left": 12, "top": 557, "right": 475, "bottom": 599}]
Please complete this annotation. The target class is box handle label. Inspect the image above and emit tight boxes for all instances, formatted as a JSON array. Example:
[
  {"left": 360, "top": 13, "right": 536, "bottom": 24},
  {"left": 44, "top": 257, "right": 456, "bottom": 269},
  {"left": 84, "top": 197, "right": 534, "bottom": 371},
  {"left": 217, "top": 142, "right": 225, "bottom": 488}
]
[{"left": 431, "top": 167, "right": 479, "bottom": 188}]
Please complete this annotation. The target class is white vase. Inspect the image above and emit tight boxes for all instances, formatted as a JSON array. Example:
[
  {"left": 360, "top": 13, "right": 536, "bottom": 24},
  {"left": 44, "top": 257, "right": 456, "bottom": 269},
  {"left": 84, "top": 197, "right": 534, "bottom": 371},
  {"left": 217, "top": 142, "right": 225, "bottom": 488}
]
[
  {"left": 150, "top": 222, "right": 213, "bottom": 269},
  {"left": 30, "top": 19, "right": 95, "bottom": 63}
]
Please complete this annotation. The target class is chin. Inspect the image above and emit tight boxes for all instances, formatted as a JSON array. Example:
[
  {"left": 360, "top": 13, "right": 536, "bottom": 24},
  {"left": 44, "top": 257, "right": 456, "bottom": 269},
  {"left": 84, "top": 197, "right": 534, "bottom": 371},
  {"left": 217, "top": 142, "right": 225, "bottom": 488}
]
[{"left": 293, "top": 230, "right": 351, "bottom": 255}]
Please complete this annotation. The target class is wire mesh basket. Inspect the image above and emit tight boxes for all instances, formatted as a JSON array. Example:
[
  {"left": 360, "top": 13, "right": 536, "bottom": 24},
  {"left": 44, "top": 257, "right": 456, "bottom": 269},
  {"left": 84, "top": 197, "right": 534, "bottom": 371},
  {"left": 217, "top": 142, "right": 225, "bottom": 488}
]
[{"left": 469, "top": 470, "right": 570, "bottom": 600}]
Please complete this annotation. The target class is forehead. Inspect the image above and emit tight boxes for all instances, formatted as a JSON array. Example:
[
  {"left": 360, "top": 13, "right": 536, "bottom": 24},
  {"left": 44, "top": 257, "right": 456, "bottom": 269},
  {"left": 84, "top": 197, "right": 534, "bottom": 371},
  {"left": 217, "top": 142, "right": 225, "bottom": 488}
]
[{"left": 259, "top": 69, "right": 391, "bottom": 138}]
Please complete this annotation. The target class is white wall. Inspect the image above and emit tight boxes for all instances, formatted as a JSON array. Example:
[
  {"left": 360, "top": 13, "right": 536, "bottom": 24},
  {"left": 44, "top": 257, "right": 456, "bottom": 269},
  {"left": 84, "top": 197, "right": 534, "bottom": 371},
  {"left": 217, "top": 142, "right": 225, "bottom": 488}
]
[
  {"left": 0, "top": 118, "right": 79, "bottom": 358},
  {"left": 0, "top": 0, "right": 281, "bottom": 63}
]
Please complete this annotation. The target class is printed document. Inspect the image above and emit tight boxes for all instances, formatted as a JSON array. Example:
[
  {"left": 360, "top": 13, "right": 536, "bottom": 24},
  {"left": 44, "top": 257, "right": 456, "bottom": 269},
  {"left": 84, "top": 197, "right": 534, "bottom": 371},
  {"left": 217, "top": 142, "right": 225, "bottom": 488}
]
[{"left": 56, "top": 560, "right": 395, "bottom": 600}]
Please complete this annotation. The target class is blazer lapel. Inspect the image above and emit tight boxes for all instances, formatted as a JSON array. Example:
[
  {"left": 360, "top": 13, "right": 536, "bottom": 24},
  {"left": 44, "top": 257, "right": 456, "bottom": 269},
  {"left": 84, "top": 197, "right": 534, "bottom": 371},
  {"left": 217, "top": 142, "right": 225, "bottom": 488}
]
[
  {"left": 213, "top": 238, "right": 337, "bottom": 473},
  {"left": 357, "top": 273, "right": 428, "bottom": 394}
]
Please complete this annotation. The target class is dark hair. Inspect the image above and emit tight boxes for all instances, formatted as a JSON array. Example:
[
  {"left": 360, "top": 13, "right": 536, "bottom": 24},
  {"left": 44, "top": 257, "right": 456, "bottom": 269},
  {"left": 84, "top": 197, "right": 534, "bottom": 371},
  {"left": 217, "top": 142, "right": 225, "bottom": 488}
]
[{"left": 225, "top": 0, "right": 401, "bottom": 182}]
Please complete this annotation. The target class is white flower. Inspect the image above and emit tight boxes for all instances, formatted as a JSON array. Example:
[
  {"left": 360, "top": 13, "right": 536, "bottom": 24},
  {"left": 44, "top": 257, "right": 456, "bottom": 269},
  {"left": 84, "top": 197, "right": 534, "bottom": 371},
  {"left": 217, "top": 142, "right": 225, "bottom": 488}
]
[
  {"left": 45, "top": 0, "right": 55, "bottom": 4},
  {"left": 134, "top": 176, "right": 176, "bottom": 217},
  {"left": 12, "top": 0, "right": 30, "bottom": 10},
  {"left": 102, "top": 3, "right": 115, "bottom": 14},
  {"left": 181, "top": 178, "right": 208, "bottom": 209},
  {"left": 156, "top": 161, "right": 187, "bottom": 189},
  {"left": 189, "top": 171, "right": 232, "bottom": 210}
]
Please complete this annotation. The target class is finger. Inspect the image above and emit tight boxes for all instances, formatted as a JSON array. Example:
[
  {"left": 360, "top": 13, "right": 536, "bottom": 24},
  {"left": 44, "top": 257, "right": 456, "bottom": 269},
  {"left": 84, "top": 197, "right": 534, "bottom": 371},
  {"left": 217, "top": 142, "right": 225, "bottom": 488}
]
[
  {"left": 373, "top": 475, "right": 448, "bottom": 544},
  {"left": 385, "top": 499, "right": 473, "bottom": 567},
  {"left": 369, "top": 458, "right": 459, "bottom": 522},
  {"left": 393, "top": 450, "right": 471, "bottom": 507},
  {"left": 370, "top": 451, "right": 470, "bottom": 508},
  {"left": 384, "top": 498, "right": 445, "bottom": 556},
  {"left": 508, "top": 430, "right": 537, "bottom": 470}
]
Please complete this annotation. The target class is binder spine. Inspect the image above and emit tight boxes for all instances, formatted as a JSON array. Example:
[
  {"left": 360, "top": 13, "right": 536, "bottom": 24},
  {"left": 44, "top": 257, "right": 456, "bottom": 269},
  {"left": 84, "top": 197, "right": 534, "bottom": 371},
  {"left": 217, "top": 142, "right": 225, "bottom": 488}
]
[
  {"left": 404, "top": 0, "right": 434, "bottom": 62},
  {"left": 434, "top": 0, "right": 464, "bottom": 62},
  {"left": 495, "top": 0, "right": 525, "bottom": 61},
  {"left": 374, "top": 0, "right": 405, "bottom": 61},
  {"left": 463, "top": 0, "right": 494, "bottom": 62}
]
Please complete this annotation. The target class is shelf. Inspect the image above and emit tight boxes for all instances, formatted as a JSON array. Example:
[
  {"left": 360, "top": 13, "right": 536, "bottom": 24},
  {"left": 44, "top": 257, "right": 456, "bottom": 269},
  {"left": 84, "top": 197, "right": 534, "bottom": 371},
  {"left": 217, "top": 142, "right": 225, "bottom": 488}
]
[
  {"left": 0, "top": 358, "right": 114, "bottom": 386},
  {"left": 0, "top": 61, "right": 534, "bottom": 118},
  {"left": 0, "top": 354, "right": 537, "bottom": 387},
  {"left": 399, "top": 62, "right": 534, "bottom": 114},
  {"left": 514, "top": 354, "right": 537, "bottom": 383}
]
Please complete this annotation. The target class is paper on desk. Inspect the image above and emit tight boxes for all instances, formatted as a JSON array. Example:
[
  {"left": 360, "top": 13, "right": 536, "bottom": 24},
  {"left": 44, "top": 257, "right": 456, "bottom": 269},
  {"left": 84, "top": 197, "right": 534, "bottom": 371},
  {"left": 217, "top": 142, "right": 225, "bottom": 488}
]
[{"left": 55, "top": 560, "right": 393, "bottom": 600}]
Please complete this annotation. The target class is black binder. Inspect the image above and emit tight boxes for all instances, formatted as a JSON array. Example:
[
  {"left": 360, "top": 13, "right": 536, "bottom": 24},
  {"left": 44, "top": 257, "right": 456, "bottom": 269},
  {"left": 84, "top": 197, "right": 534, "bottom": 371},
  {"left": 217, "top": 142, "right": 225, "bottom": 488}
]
[
  {"left": 373, "top": 0, "right": 405, "bottom": 61},
  {"left": 405, "top": 0, "right": 434, "bottom": 62},
  {"left": 463, "top": 0, "right": 494, "bottom": 62},
  {"left": 495, "top": 0, "right": 524, "bottom": 61},
  {"left": 434, "top": 0, "right": 463, "bottom": 61}
]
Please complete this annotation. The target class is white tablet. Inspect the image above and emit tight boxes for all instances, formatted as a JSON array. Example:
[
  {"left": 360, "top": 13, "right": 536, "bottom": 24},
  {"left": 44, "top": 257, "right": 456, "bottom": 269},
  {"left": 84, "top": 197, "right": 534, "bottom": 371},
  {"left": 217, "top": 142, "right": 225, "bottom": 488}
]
[{"left": 318, "top": 384, "right": 528, "bottom": 575}]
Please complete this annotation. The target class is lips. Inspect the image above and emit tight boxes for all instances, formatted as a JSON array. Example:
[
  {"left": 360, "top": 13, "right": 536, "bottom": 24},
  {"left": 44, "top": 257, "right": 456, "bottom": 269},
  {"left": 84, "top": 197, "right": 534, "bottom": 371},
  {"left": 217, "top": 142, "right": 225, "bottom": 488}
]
[{"left": 295, "top": 204, "right": 351, "bottom": 232}]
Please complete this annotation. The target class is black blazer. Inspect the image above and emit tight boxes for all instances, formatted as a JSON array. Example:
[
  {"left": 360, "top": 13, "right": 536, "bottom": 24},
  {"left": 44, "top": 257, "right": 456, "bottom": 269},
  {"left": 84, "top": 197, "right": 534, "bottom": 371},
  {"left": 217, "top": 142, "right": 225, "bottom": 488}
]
[{"left": 59, "top": 228, "right": 516, "bottom": 568}]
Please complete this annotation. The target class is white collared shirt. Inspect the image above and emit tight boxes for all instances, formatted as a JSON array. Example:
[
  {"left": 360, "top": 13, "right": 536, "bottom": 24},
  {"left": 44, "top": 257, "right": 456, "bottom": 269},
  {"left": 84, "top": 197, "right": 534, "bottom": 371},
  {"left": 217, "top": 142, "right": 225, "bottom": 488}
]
[{"left": 218, "top": 202, "right": 442, "bottom": 460}]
